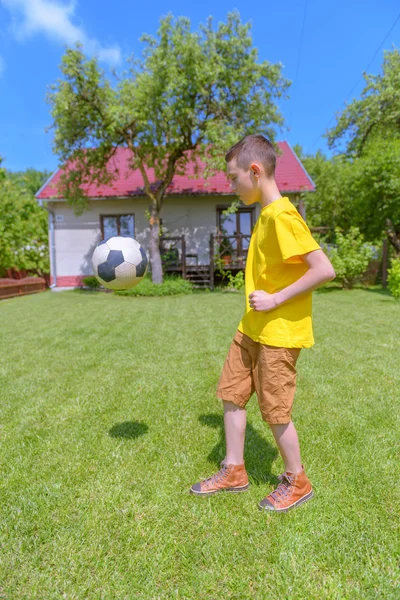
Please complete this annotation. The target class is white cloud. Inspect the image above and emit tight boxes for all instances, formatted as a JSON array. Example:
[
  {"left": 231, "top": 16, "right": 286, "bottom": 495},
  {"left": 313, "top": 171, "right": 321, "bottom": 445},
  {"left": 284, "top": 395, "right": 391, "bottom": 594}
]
[
  {"left": 0, "top": 56, "right": 5, "bottom": 75},
  {"left": 1, "top": 0, "right": 121, "bottom": 65}
]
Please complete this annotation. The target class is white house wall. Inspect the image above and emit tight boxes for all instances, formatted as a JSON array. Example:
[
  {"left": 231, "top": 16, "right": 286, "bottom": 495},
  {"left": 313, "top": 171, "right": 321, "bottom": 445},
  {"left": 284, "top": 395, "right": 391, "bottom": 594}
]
[
  {"left": 48, "top": 195, "right": 260, "bottom": 283},
  {"left": 49, "top": 198, "right": 148, "bottom": 279}
]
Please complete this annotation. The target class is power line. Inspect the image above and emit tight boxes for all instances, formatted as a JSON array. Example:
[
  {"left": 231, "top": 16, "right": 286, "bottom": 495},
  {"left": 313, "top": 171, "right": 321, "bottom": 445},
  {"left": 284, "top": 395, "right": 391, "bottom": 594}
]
[
  {"left": 294, "top": 0, "right": 308, "bottom": 84},
  {"left": 309, "top": 10, "right": 400, "bottom": 153},
  {"left": 286, "top": 0, "right": 308, "bottom": 128}
]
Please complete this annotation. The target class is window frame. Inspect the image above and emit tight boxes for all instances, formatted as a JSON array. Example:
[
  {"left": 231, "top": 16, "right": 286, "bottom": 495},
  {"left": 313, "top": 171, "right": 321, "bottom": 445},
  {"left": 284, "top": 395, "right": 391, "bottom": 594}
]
[
  {"left": 216, "top": 205, "right": 256, "bottom": 235},
  {"left": 100, "top": 214, "right": 135, "bottom": 240}
]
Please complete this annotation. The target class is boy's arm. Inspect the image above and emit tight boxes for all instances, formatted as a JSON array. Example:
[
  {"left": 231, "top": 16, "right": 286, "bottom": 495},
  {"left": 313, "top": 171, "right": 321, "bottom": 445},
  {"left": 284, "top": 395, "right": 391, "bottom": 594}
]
[{"left": 249, "top": 249, "right": 336, "bottom": 312}]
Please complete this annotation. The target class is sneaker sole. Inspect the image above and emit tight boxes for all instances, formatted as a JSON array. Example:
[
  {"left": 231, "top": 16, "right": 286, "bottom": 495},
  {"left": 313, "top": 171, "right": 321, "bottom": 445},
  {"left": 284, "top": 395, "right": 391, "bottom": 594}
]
[
  {"left": 190, "top": 483, "right": 250, "bottom": 497},
  {"left": 258, "top": 489, "right": 314, "bottom": 512}
]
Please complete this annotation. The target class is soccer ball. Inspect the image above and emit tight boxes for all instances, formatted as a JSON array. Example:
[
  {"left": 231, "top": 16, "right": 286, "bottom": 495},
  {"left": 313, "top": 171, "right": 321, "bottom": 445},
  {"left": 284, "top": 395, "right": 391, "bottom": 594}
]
[{"left": 92, "top": 236, "right": 148, "bottom": 290}]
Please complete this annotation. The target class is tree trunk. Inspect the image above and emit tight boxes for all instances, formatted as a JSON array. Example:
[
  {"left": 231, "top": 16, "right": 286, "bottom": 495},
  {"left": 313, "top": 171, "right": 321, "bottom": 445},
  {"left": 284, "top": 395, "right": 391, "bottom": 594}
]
[
  {"left": 386, "top": 218, "right": 400, "bottom": 257},
  {"left": 148, "top": 204, "right": 163, "bottom": 284}
]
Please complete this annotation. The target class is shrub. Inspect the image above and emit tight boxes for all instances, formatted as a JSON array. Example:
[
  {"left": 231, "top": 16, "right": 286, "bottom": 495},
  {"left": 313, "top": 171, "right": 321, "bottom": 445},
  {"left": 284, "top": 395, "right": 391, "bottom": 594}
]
[
  {"left": 388, "top": 258, "right": 400, "bottom": 301},
  {"left": 114, "top": 274, "right": 193, "bottom": 297},
  {"left": 227, "top": 270, "right": 245, "bottom": 291},
  {"left": 82, "top": 276, "right": 101, "bottom": 289},
  {"left": 328, "top": 227, "right": 374, "bottom": 289},
  {"left": 213, "top": 256, "right": 230, "bottom": 285},
  {"left": 160, "top": 247, "right": 180, "bottom": 268},
  {"left": 0, "top": 166, "right": 49, "bottom": 278}
]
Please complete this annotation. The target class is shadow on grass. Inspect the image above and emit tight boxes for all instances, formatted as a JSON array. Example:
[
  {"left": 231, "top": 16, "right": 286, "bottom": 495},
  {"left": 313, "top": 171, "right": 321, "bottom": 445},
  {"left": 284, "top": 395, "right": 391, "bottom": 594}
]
[
  {"left": 362, "top": 287, "right": 392, "bottom": 297},
  {"left": 315, "top": 285, "right": 392, "bottom": 298},
  {"left": 199, "top": 414, "right": 278, "bottom": 486},
  {"left": 109, "top": 421, "right": 149, "bottom": 440}
]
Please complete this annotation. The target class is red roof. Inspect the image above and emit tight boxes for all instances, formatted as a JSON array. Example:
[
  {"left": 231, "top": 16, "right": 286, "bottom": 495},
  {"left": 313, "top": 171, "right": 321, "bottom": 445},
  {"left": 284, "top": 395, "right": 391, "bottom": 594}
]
[{"left": 37, "top": 141, "right": 315, "bottom": 200}]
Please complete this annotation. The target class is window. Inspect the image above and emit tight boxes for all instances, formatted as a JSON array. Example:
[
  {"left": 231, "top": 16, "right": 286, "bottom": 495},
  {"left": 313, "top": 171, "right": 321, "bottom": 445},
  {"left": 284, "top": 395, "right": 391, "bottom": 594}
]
[
  {"left": 100, "top": 214, "right": 135, "bottom": 239},
  {"left": 216, "top": 207, "right": 255, "bottom": 250}
]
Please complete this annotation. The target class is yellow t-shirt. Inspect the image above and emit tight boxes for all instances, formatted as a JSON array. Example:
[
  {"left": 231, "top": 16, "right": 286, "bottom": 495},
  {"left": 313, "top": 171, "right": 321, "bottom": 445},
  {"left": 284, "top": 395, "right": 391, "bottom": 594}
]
[{"left": 238, "top": 196, "right": 321, "bottom": 348}]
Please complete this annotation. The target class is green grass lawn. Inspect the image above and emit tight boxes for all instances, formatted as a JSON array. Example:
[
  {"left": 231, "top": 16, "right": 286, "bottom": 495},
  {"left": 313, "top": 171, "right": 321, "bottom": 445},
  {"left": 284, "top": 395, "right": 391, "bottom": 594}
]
[{"left": 0, "top": 288, "right": 399, "bottom": 599}]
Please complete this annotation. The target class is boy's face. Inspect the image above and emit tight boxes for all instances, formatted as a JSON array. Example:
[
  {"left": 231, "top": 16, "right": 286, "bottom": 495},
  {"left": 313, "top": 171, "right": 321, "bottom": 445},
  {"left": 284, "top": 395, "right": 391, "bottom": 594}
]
[{"left": 226, "top": 159, "right": 261, "bottom": 205}]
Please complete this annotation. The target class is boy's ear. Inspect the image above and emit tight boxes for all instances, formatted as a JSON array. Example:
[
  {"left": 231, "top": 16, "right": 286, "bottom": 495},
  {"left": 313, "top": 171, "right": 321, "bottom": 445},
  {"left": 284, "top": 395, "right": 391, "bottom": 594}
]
[{"left": 250, "top": 163, "right": 261, "bottom": 177}]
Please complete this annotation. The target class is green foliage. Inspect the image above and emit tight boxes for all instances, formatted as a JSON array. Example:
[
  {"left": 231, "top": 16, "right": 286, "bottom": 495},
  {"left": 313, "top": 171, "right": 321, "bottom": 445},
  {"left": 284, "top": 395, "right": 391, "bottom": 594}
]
[
  {"left": 328, "top": 49, "right": 400, "bottom": 155},
  {"left": 323, "top": 49, "right": 400, "bottom": 254},
  {"left": 343, "top": 137, "right": 400, "bottom": 242},
  {"left": 221, "top": 200, "right": 241, "bottom": 216},
  {"left": 160, "top": 247, "right": 180, "bottom": 268},
  {"left": 48, "top": 12, "right": 289, "bottom": 211},
  {"left": 82, "top": 276, "right": 101, "bottom": 289},
  {"left": 0, "top": 160, "right": 49, "bottom": 277},
  {"left": 213, "top": 251, "right": 245, "bottom": 290},
  {"left": 82, "top": 274, "right": 193, "bottom": 295},
  {"left": 47, "top": 12, "right": 290, "bottom": 283},
  {"left": 328, "top": 227, "right": 374, "bottom": 289},
  {"left": 387, "top": 258, "right": 400, "bottom": 301},
  {"left": 213, "top": 256, "right": 231, "bottom": 285},
  {"left": 227, "top": 270, "right": 245, "bottom": 290},
  {"left": 300, "top": 139, "right": 400, "bottom": 243},
  {"left": 114, "top": 274, "right": 193, "bottom": 296},
  {"left": 297, "top": 150, "right": 351, "bottom": 237},
  {"left": 8, "top": 168, "right": 52, "bottom": 196}
]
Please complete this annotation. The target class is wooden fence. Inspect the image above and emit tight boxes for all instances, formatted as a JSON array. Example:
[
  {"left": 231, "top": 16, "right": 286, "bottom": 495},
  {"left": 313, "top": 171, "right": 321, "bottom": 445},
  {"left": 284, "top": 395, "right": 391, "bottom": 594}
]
[{"left": 0, "top": 277, "right": 47, "bottom": 300}]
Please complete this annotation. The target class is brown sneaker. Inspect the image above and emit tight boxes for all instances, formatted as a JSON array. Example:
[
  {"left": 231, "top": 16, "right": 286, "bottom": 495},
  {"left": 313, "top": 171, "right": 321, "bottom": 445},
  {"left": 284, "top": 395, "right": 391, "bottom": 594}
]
[
  {"left": 258, "top": 466, "right": 313, "bottom": 512},
  {"left": 190, "top": 463, "right": 249, "bottom": 496}
]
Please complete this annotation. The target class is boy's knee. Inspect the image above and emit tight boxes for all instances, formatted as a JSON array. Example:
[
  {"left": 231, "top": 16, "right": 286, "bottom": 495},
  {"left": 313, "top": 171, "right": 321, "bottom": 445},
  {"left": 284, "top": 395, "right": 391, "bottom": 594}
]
[{"left": 223, "top": 399, "right": 246, "bottom": 412}]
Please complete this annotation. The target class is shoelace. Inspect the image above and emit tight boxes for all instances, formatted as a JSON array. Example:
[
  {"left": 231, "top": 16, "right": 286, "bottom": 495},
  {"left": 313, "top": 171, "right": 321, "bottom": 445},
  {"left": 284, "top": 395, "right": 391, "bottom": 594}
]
[
  {"left": 270, "top": 474, "right": 294, "bottom": 501},
  {"left": 204, "top": 465, "right": 229, "bottom": 487}
]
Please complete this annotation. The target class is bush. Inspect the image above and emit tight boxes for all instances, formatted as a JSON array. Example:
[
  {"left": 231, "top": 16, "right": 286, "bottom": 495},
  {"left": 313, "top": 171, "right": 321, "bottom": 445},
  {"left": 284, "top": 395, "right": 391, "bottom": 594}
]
[
  {"left": 160, "top": 247, "right": 180, "bottom": 268},
  {"left": 0, "top": 164, "right": 49, "bottom": 278},
  {"left": 82, "top": 276, "right": 101, "bottom": 289},
  {"left": 328, "top": 227, "right": 374, "bottom": 289},
  {"left": 388, "top": 258, "right": 400, "bottom": 301},
  {"left": 114, "top": 275, "right": 193, "bottom": 297},
  {"left": 226, "top": 270, "right": 245, "bottom": 291}
]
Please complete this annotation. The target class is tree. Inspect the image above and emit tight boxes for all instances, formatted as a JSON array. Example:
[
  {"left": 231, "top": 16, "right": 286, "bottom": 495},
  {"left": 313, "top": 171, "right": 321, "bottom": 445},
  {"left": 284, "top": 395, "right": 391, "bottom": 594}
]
[
  {"left": 8, "top": 168, "right": 52, "bottom": 196},
  {"left": 295, "top": 147, "right": 352, "bottom": 238},
  {"left": 327, "top": 49, "right": 400, "bottom": 155},
  {"left": 298, "top": 139, "right": 400, "bottom": 253},
  {"left": 328, "top": 227, "right": 374, "bottom": 289},
  {"left": 0, "top": 159, "right": 49, "bottom": 278},
  {"left": 47, "top": 11, "right": 290, "bottom": 283},
  {"left": 343, "top": 137, "right": 400, "bottom": 252},
  {"left": 327, "top": 49, "right": 400, "bottom": 254}
]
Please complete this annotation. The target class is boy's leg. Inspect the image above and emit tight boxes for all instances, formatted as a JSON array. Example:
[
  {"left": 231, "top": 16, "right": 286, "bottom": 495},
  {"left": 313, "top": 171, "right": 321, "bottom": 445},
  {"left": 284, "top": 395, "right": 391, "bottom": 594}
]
[
  {"left": 190, "top": 400, "right": 249, "bottom": 496},
  {"left": 224, "top": 400, "right": 246, "bottom": 465},
  {"left": 221, "top": 412, "right": 291, "bottom": 481},
  {"left": 260, "top": 419, "right": 313, "bottom": 512},
  {"left": 269, "top": 421, "right": 302, "bottom": 474},
  {"left": 190, "top": 331, "right": 254, "bottom": 496},
  {"left": 254, "top": 345, "right": 313, "bottom": 511}
]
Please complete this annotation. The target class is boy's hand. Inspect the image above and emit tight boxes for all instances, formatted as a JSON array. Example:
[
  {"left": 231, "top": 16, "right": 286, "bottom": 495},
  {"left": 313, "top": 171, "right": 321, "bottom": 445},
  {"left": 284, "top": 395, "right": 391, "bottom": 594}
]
[{"left": 249, "top": 290, "right": 279, "bottom": 312}]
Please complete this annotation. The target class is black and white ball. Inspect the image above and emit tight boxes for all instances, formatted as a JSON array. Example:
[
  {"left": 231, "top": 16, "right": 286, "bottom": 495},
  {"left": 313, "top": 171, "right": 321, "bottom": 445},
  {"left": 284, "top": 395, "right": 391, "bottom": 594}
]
[{"left": 92, "top": 236, "right": 148, "bottom": 290}]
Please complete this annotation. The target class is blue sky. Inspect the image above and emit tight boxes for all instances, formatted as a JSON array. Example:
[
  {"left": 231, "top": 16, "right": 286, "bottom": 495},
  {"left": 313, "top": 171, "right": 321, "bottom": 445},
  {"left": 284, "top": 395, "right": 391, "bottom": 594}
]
[{"left": 0, "top": 0, "right": 399, "bottom": 172}]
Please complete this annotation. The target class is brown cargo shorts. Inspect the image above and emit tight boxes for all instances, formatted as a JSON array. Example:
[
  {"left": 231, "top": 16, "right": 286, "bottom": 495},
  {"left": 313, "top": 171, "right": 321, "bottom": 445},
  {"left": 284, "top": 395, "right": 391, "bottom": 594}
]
[{"left": 216, "top": 330, "right": 301, "bottom": 425}]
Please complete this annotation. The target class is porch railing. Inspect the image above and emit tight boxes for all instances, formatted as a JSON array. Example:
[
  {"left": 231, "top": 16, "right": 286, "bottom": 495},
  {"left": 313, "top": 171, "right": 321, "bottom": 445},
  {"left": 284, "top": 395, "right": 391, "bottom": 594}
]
[
  {"left": 160, "top": 235, "right": 187, "bottom": 278},
  {"left": 213, "top": 233, "right": 251, "bottom": 269},
  {"left": 160, "top": 234, "right": 250, "bottom": 272}
]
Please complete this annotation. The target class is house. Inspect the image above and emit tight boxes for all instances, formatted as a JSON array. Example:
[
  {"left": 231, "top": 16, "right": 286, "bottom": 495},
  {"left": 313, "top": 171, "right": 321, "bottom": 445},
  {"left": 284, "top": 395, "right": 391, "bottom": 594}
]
[{"left": 36, "top": 142, "right": 315, "bottom": 288}]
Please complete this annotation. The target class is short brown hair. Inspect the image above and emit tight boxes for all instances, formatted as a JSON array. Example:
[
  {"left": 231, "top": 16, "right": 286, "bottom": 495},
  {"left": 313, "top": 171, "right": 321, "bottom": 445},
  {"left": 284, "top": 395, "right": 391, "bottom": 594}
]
[{"left": 225, "top": 134, "right": 276, "bottom": 177}]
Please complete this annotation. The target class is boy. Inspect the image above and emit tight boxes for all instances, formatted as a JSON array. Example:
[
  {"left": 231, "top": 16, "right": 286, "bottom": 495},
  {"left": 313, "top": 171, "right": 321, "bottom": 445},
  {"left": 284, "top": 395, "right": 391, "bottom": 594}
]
[{"left": 190, "top": 135, "right": 335, "bottom": 512}]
